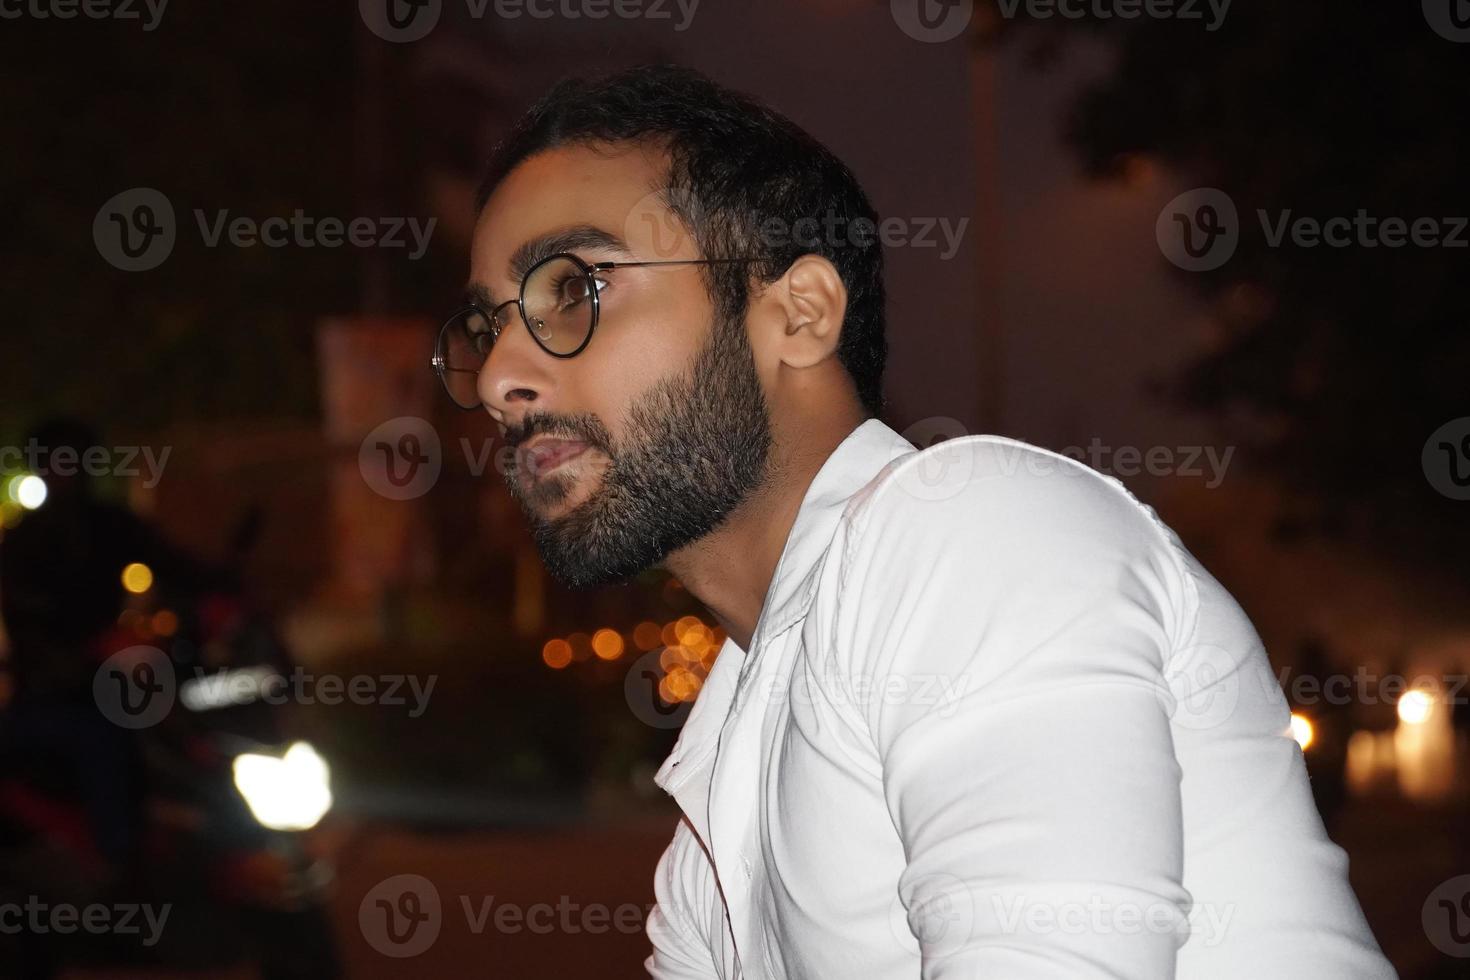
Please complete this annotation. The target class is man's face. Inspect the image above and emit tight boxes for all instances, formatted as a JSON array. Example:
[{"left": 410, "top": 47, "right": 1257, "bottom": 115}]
[{"left": 468, "top": 141, "right": 773, "bottom": 588}]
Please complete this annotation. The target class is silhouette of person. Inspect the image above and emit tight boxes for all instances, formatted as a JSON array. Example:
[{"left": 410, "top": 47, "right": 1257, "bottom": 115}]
[{"left": 0, "top": 417, "right": 220, "bottom": 871}]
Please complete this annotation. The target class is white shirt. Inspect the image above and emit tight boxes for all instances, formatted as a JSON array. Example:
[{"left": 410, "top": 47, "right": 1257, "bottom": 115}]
[{"left": 644, "top": 418, "right": 1396, "bottom": 979}]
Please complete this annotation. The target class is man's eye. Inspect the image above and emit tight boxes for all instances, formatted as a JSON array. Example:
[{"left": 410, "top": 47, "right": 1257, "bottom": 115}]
[
  {"left": 473, "top": 331, "right": 495, "bottom": 355},
  {"left": 556, "top": 274, "right": 608, "bottom": 309},
  {"left": 467, "top": 320, "right": 498, "bottom": 354}
]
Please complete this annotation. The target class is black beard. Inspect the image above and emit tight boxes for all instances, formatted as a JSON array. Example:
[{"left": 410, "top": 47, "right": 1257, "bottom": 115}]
[{"left": 504, "top": 312, "right": 773, "bottom": 589}]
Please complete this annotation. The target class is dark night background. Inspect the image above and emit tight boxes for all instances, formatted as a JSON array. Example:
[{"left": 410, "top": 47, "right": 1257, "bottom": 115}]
[{"left": 1, "top": 1, "right": 1467, "bottom": 976}]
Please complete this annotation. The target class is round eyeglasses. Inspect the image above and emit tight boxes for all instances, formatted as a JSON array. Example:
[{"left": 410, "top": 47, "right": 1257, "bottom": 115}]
[{"left": 431, "top": 251, "right": 759, "bottom": 410}]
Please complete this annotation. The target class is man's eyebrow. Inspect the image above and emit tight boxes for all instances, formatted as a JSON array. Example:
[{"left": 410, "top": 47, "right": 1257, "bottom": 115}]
[
  {"left": 464, "top": 281, "right": 497, "bottom": 309},
  {"left": 507, "top": 225, "right": 634, "bottom": 283},
  {"left": 464, "top": 225, "right": 635, "bottom": 309}
]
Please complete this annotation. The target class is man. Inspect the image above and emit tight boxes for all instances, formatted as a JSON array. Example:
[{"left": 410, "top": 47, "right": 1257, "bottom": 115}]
[{"left": 438, "top": 65, "right": 1395, "bottom": 978}]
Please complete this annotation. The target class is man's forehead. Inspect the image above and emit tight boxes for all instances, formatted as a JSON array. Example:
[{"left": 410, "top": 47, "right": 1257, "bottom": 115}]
[
  {"left": 472, "top": 141, "right": 689, "bottom": 285},
  {"left": 480, "top": 142, "right": 666, "bottom": 233},
  {"left": 476, "top": 141, "right": 693, "bottom": 295}
]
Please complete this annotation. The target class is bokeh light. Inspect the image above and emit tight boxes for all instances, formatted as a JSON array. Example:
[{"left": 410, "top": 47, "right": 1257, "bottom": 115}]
[
  {"left": 633, "top": 621, "right": 663, "bottom": 651},
  {"left": 1290, "top": 713, "right": 1314, "bottom": 751},
  {"left": 151, "top": 609, "right": 179, "bottom": 637},
  {"left": 542, "top": 638, "right": 572, "bottom": 669},
  {"left": 120, "top": 561, "right": 154, "bottom": 594},
  {"left": 14, "top": 475, "right": 47, "bottom": 510},
  {"left": 1396, "top": 688, "right": 1433, "bottom": 725},
  {"left": 592, "top": 628, "right": 624, "bottom": 661}
]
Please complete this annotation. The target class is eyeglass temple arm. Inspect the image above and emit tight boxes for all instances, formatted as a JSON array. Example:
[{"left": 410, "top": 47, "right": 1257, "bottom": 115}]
[{"left": 590, "top": 258, "right": 762, "bottom": 271}]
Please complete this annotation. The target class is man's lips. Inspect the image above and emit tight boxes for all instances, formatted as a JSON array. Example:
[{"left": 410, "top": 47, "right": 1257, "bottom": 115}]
[{"left": 520, "top": 438, "right": 590, "bottom": 478}]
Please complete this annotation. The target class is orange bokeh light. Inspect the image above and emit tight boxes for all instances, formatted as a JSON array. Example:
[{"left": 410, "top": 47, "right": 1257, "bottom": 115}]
[
  {"left": 633, "top": 621, "right": 663, "bottom": 651},
  {"left": 150, "top": 609, "right": 179, "bottom": 637},
  {"left": 542, "top": 639, "right": 572, "bottom": 669},
  {"left": 592, "top": 628, "right": 625, "bottom": 661}
]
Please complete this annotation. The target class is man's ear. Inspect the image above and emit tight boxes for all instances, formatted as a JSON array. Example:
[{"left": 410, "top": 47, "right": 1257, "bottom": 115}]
[{"left": 758, "top": 254, "right": 848, "bottom": 370}]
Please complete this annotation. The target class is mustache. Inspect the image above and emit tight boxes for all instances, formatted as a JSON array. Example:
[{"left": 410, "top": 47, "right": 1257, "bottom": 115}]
[{"left": 503, "top": 412, "right": 609, "bottom": 453}]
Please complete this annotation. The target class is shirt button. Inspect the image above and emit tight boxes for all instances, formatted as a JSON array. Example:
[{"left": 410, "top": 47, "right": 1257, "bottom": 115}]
[{"left": 741, "top": 856, "right": 753, "bottom": 880}]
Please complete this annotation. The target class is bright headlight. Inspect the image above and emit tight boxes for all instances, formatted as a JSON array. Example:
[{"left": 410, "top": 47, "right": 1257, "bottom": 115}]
[{"left": 232, "top": 741, "right": 333, "bottom": 831}]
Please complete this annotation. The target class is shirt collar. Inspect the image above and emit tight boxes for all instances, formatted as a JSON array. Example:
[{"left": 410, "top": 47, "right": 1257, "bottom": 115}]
[
  {"left": 653, "top": 417, "right": 916, "bottom": 796},
  {"left": 745, "top": 417, "right": 918, "bottom": 652}
]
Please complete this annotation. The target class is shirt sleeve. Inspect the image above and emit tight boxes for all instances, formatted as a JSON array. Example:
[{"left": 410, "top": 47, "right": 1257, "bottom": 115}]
[
  {"left": 829, "top": 442, "right": 1198, "bottom": 978},
  {"left": 646, "top": 816, "right": 724, "bottom": 980}
]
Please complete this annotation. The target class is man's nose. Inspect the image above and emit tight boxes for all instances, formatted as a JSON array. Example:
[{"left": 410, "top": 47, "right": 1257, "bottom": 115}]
[{"left": 478, "top": 318, "right": 554, "bottom": 424}]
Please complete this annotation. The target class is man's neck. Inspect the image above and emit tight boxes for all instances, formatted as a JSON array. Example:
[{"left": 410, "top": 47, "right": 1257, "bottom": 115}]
[{"left": 664, "top": 415, "right": 864, "bottom": 651}]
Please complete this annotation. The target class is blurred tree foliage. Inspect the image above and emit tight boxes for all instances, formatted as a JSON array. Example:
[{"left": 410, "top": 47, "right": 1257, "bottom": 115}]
[
  {"left": 0, "top": 3, "right": 449, "bottom": 434},
  {"left": 988, "top": 1, "right": 1469, "bottom": 577}
]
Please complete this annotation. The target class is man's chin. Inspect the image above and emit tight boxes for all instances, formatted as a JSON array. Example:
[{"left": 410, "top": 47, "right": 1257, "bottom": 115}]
[
  {"left": 529, "top": 523, "right": 652, "bottom": 591},
  {"left": 510, "top": 466, "right": 592, "bottom": 519}
]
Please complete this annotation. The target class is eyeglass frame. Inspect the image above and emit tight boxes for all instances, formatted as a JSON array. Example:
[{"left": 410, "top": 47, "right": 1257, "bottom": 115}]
[{"left": 431, "top": 251, "right": 766, "bottom": 410}]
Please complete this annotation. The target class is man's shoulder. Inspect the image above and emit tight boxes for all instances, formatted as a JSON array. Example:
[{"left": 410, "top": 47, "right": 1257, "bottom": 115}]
[{"left": 843, "top": 432, "right": 1171, "bottom": 552}]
